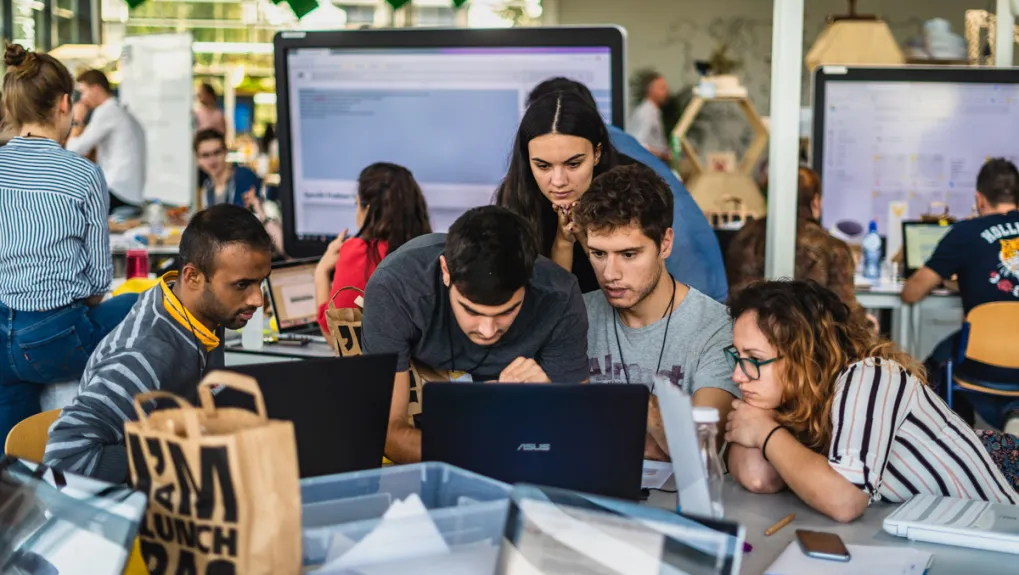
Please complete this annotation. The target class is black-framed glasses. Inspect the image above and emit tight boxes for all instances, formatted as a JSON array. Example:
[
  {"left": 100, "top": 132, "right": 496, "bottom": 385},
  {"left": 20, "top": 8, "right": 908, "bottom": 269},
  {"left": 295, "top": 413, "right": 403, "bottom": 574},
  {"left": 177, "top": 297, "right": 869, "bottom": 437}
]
[{"left": 723, "top": 346, "right": 781, "bottom": 381}]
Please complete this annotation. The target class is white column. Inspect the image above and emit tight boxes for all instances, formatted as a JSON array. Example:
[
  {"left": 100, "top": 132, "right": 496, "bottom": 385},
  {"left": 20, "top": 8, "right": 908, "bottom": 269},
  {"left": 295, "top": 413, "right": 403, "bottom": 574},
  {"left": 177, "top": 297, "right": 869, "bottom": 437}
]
[
  {"left": 996, "top": 0, "right": 1015, "bottom": 67},
  {"left": 224, "top": 71, "right": 236, "bottom": 144},
  {"left": 764, "top": 0, "right": 804, "bottom": 279}
]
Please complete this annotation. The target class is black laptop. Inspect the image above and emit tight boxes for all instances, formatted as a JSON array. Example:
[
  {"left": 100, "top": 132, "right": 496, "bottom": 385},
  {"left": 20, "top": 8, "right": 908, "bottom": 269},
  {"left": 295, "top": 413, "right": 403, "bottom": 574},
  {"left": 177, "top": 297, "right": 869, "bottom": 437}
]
[
  {"left": 214, "top": 355, "right": 396, "bottom": 478},
  {"left": 422, "top": 383, "right": 648, "bottom": 500}
]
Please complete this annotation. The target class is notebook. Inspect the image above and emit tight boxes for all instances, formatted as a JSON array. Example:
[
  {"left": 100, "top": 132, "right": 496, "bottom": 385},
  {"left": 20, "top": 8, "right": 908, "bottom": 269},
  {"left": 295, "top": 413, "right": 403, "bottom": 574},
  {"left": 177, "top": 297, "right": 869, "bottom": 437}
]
[{"left": 765, "top": 541, "right": 933, "bottom": 575}]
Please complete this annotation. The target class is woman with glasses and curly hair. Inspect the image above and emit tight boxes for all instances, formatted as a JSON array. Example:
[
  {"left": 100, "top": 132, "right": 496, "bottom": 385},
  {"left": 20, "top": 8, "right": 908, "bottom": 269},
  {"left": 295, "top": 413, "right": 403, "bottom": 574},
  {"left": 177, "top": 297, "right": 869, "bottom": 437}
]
[{"left": 724, "top": 280, "right": 1018, "bottom": 523}]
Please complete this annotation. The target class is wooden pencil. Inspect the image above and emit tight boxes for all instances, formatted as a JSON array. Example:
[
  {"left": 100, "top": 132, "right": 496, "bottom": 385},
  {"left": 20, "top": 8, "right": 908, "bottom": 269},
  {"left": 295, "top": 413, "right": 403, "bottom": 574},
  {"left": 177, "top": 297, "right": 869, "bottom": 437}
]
[{"left": 764, "top": 513, "right": 795, "bottom": 536}]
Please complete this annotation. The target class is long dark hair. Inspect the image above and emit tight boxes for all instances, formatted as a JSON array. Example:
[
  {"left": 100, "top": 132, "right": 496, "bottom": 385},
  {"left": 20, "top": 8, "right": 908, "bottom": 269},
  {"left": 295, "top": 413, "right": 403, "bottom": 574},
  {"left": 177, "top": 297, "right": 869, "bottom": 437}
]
[
  {"left": 495, "top": 91, "right": 619, "bottom": 252},
  {"left": 356, "top": 162, "right": 432, "bottom": 273}
]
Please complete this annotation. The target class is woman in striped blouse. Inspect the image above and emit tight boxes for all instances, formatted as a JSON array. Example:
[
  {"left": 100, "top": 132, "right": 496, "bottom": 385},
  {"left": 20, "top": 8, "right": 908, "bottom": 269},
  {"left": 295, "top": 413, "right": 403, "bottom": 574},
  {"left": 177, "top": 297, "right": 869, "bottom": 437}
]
[
  {"left": 724, "top": 280, "right": 1018, "bottom": 523},
  {"left": 0, "top": 44, "right": 137, "bottom": 440}
]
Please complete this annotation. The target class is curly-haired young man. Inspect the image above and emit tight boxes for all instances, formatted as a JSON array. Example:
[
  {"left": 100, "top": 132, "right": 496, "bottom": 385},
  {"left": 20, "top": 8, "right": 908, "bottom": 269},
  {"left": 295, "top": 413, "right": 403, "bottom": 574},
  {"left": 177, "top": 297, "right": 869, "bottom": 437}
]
[{"left": 573, "top": 164, "right": 737, "bottom": 461}]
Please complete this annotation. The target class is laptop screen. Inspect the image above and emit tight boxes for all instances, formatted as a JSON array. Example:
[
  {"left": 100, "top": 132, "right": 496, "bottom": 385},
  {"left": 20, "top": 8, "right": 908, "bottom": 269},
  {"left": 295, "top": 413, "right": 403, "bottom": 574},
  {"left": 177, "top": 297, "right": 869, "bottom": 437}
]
[
  {"left": 903, "top": 223, "right": 952, "bottom": 272},
  {"left": 268, "top": 262, "right": 318, "bottom": 330}
]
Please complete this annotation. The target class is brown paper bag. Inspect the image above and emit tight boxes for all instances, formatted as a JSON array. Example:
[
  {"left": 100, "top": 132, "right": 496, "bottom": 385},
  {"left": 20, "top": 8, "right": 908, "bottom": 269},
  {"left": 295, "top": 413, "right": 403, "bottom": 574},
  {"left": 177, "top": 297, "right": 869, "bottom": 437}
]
[
  {"left": 324, "top": 286, "right": 365, "bottom": 356},
  {"left": 407, "top": 360, "right": 457, "bottom": 419},
  {"left": 124, "top": 372, "right": 302, "bottom": 575}
]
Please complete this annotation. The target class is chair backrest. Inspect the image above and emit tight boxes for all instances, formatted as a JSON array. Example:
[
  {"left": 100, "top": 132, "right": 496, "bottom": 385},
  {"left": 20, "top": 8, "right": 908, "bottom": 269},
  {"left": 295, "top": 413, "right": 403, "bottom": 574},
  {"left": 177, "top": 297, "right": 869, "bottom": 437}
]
[
  {"left": 964, "top": 302, "right": 1019, "bottom": 369},
  {"left": 4, "top": 409, "right": 61, "bottom": 463}
]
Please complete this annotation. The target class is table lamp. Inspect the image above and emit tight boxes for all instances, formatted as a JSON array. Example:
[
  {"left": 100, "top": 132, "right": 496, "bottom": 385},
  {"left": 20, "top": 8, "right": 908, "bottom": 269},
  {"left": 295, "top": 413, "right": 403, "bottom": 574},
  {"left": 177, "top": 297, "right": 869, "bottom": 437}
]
[{"left": 806, "top": 0, "right": 905, "bottom": 70}]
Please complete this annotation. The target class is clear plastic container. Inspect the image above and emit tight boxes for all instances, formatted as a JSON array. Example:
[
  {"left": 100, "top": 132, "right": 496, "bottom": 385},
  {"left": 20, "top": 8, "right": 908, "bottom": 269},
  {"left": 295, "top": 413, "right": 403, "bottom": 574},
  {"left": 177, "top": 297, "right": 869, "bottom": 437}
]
[{"left": 301, "top": 462, "right": 511, "bottom": 571}]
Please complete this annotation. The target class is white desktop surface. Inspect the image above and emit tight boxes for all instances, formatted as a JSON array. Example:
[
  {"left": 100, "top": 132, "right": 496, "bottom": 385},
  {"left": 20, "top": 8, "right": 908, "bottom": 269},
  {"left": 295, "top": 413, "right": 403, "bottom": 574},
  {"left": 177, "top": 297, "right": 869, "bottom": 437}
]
[
  {"left": 854, "top": 279, "right": 962, "bottom": 358},
  {"left": 647, "top": 478, "right": 1006, "bottom": 574}
]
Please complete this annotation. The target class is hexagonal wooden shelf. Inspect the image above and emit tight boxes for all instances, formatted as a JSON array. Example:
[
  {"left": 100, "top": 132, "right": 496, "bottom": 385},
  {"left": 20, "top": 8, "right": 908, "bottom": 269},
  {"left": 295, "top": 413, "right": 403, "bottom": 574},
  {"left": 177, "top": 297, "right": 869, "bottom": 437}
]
[{"left": 672, "top": 93, "right": 769, "bottom": 222}]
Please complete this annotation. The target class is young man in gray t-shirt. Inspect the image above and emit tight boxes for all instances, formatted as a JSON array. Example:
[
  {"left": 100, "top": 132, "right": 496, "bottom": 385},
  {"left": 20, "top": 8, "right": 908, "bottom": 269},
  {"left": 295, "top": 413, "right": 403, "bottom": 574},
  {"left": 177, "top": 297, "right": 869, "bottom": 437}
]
[
  {"left": 574, "top": 164, "right": 738, "bottom": 460},
  {"left": 362, "top": 206, "right": 589, "bottom": 464}
]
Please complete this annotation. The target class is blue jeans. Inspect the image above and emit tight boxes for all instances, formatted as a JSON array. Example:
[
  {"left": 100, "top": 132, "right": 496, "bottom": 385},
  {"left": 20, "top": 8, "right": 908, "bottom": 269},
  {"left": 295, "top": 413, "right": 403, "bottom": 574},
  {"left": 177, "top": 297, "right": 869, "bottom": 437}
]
[{"left": 0, "top": 294, "right": 138, "bottom": 444}]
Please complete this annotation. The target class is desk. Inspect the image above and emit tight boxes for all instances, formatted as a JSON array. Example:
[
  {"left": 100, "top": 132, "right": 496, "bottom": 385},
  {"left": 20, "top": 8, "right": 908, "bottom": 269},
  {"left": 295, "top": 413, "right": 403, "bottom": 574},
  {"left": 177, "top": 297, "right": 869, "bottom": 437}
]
[
  {"left": 647, "top": 479, "right": 1003, "bottom": 574},
  {"left": 855, "top": 281, "right": 962, "bottom": 358},
  {"left": 225, "top": 342, "right": 334, "bottom": 366}
]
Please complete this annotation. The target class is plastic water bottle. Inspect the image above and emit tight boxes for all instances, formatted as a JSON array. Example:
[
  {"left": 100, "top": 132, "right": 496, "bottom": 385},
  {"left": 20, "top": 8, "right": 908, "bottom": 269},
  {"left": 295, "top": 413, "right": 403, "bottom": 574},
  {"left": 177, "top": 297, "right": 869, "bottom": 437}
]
[
  {"left": 146, "top": 200, "right": 165, "bottom": 237},
  {"left": 862, "top": 220, "right": 882, "bottom": 281},
  {"left": 693, "top": 407, "right": 725, "bottom": 519}
]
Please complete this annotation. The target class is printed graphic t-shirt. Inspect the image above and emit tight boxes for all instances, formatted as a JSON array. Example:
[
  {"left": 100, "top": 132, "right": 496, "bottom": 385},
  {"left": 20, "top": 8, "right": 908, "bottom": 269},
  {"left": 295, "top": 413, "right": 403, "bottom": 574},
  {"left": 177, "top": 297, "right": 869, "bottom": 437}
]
[
  {"left": 925, "top": 211, "right": 1019, "bottom": 315},
  {"left": 584, "top": 286, "right": 739, "bottom": 399}
]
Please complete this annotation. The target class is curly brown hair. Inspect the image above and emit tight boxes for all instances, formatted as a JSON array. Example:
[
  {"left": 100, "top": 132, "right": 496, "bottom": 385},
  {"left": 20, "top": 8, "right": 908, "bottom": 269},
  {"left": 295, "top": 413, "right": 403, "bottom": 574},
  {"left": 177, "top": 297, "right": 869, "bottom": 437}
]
[
  {"left": 727, "top": 280, "right": 925, "bottom": 452},
  {"left": 573, "top": 163, "right": 673, "bottom": 247}
]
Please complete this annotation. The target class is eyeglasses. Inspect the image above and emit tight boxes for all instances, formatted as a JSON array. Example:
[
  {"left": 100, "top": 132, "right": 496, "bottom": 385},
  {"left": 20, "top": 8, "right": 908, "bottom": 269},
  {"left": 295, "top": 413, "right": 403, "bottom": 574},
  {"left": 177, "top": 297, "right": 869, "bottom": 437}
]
[
  {"left": 197, "top": 148, "right": 226, "bottom": 160},
  {"left": 723, "top": 345, "right": 781, "bottom": 381}
]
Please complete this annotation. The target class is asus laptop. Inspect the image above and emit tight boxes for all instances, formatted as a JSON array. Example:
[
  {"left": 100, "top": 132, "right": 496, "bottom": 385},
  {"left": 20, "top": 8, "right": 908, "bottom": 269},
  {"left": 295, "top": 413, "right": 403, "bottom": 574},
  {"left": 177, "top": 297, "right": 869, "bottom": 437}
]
[
  {"left": 422, "top": 383, "right": 648, "bottom": 500},
  {"left": 216, "top": 355, "right": 396, "bottom": 478}
]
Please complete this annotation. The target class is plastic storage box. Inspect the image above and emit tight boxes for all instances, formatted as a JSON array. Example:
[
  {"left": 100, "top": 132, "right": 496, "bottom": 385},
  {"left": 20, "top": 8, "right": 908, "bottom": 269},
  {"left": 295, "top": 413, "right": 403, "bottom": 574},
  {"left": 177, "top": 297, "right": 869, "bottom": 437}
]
[{"left": 301, "top": 462, "right": 511, "bottom": 572}]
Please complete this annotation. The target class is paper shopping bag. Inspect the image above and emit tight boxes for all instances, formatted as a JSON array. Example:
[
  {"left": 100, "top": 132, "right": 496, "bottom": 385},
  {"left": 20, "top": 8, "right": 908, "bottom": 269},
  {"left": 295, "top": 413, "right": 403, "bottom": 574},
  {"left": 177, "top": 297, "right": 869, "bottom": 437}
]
[
  {"left": 124, "top": 371, "right": 302, "bottom": 575},
  {"left": 324, "top": 286, "right": 365, "bottom": 356}
]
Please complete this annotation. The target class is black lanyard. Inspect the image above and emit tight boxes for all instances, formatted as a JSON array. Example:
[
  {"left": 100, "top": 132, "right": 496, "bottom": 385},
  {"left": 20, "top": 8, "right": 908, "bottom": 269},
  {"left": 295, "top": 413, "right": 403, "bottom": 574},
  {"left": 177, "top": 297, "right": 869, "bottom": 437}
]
[{"left": 613, "top": 274, "right": 676, "bottom": 393}]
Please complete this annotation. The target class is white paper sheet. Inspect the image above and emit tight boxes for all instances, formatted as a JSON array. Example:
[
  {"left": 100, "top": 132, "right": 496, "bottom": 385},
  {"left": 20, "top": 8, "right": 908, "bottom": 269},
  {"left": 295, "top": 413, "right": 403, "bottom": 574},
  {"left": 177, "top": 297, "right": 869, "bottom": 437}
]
[
  {"left": 641, "top": 460, "right": 674, "bottom": 490},
  {"left": 766, "top": 542, "right": 933, "bottom": 575},
  {"left": 320, "top": 493, "right": 450, "bottom": 570}
]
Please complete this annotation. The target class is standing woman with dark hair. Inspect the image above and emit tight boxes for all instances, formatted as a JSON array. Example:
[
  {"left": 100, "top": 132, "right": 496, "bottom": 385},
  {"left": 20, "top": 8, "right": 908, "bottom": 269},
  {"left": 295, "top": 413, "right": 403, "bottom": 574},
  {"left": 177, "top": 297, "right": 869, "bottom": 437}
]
[
  {"left": 0, "top": 43, "right": 137, "bottom": 440},
  {"left": 315, "top": 162, "right": 432, "bottom": 335},
  {"left": 496, "top": 91, "right": 618, "bottom": 293}
]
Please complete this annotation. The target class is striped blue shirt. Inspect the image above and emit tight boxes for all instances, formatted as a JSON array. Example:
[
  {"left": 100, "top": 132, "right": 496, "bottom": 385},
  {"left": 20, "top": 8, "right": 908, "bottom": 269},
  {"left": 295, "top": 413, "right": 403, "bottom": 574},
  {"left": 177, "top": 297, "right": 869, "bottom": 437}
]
[{"left": 0, "top": 137, "right": 112, "bottom": 311}]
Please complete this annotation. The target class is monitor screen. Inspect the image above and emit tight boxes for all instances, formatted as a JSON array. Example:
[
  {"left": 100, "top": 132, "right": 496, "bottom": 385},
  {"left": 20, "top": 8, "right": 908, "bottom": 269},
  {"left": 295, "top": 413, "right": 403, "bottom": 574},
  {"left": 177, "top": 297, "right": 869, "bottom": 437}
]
[
  {"left": 268, "top": 262, "right": 318, "bottom": 330},
  {"left": 284, "top": 45, "right": 614, "bottom": 241},
  {"left": 903, "top": 223, "right": 952, "bottom": 271},
  {"left": 814, "top": 68, "right": 1019, "bottom": 235}
]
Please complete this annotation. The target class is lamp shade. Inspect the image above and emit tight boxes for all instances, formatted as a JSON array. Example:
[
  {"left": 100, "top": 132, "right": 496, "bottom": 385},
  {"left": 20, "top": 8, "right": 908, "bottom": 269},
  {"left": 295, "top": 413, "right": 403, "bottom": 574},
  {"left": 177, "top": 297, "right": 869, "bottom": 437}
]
[{"left": 806, "top": 20, "right": 905, "bottom": 69}]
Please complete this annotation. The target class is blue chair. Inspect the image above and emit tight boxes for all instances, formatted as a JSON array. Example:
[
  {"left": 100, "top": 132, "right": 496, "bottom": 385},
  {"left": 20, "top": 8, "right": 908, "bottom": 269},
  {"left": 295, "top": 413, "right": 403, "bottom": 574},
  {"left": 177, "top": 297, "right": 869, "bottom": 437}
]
[{"left": 946, "top": 302, "right": 1019, "bottom": 429}]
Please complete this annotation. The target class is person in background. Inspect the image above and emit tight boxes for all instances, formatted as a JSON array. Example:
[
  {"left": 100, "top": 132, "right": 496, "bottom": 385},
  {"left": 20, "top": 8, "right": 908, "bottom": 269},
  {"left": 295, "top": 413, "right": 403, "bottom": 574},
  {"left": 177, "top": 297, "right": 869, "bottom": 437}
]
[
  {"left": 496, "top": 91, "right": 619, "bottom": 294},
  {"left": 0, "top": 44, "right": 138, "bottom": 441},
  {"left": 194, "top": 128, "right": 284, "bottom": 255},
  {"left": 724, "top": 280, "right": 1018, "bottom": 522},
  {"left": 574, "top": 164, "right": 737, "bottom": 461},
  {"left": 902, "top": 158, "right": 1019, "bottom": 429},
  {"left": 627, "top": 70, "right": 671, "bottom": 162},
  {"left": 315, "top": 163, "right": 432, "bottom": 337},
  {"left": 44, "top": 205, "right": 272, "bottom": 482},
  {"left": 195, "top": 82, "right": 226, "bottom": 134},
  {"left": 727, "top": 166, "right": 866, "bottom": 313},
  {"left": 526, "top": 78, "right": 728, "bottom": 302},
  {"left": 66, "top": 69, "right": 146, "bottom": 216},
  {"left": 195, "top": 128, "right": 261, "bottom": 207},
  {"left": 362, "top": 206, "right": 590, "bottom": 463}
]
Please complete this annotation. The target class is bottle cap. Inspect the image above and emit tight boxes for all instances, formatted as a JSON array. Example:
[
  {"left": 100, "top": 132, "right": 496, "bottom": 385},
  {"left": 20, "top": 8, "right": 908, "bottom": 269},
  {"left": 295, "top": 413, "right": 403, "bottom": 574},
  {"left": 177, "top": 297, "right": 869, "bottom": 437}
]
[
  {"left": 868, "top": 220, "right": 878, "bottom": 232},
  {"left": 692, "top": 407, "right": 720, "bottom": 424}
]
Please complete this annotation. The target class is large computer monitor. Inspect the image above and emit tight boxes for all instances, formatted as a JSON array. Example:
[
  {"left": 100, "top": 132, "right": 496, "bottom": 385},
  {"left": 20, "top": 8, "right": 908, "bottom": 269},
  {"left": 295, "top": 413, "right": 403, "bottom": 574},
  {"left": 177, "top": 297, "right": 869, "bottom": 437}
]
[
  {"left": 812, "top": 66, "right": 1019, "bottom": 235},
  {"left": 274, "top": 27, "right": 626, "bottom": 258}
]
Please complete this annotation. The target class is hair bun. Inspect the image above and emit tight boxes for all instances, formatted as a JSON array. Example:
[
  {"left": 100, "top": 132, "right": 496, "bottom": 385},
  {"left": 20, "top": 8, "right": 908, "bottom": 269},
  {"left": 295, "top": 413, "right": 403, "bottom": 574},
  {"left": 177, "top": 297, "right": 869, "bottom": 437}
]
[{"left": 3, "top": 43, "right": 30, "bottom": 68}]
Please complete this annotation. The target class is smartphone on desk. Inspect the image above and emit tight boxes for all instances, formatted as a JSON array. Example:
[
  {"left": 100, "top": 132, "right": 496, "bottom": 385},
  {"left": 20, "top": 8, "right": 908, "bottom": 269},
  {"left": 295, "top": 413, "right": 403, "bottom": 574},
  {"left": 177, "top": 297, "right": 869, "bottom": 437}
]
[{"left": 796, "top": 529, "right": 851, "bottom": 562}]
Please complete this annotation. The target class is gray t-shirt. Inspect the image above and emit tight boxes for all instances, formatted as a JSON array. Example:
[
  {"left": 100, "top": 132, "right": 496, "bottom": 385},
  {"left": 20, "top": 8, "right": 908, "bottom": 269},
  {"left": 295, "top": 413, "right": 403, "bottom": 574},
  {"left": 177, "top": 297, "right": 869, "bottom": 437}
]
[
  {"left": 584, "top": 286, "right": 739, "bottom": 399},
  {"left": 362, "top": 234, "right": 589, "bottom": 382}
]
